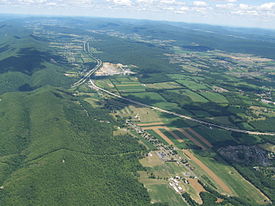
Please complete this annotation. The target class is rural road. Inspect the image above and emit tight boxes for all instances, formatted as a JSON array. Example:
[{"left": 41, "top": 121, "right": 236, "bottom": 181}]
[{"left": 74, "top": 41, "right": 275, "bottom": 137}]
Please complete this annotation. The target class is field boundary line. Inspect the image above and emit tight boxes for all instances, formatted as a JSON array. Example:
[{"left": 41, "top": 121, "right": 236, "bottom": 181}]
[
  {"left": 151, "top": 128, "right": 175, "bottom": 145},
  {"left": 177, "top": 128, "right": 207, "bottom": 150},
  {"left": 187, "top": 128, "right": 213, "bottom": 148},
  {"left": 161, "top": 127, "right": 185, "bottom": 143}
]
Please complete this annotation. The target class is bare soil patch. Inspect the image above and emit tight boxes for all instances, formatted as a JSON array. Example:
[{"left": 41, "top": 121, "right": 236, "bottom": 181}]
[
  {"left": 183, "top": 150, "right": 232, "bottom": 195},
  {"left": 216, "top": 198, "right": 224, "bottom": 203},
  {"left": 188, "top": 178, "right": 206, "bottom": 204},
  {"left": 138, "top": 122, "right": 166, "bottom": 126},
  {"left": 188, "top": 128, "right": 213, "bottom": 148},
  {"left": 143, "top": 128, "right": 175, "bottom": 145},
  {"left": 142, "top": 126, "right": 184, "bottom": 144},
  {"left": 188, "top": 178, "right": 206, "bottom": 194},
  {"left": 177, "top": 128, "right": 207, "bottom": 150},
  {"left": 163, "top": 127, "right": 184, "bottom": 143}
]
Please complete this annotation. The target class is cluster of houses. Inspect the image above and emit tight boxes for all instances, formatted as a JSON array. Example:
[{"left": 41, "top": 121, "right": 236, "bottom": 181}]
[
  {"left": 169, "top": 177, "right": 184, "bottom": 194},
  {"left": 125, "top": 119, "right": 177, "bottom": 162},
  {"left": 125, "top": 119, "right": 198, "bottom": 173}
]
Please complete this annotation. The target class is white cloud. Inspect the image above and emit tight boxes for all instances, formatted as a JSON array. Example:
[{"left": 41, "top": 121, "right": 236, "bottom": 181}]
[
  {"left": 212, "top": 0, "right": 237, "bottom": 2},
  {"left": 215, "top": 3, "right": 234, "bottom": 9},
  {"left": 18, "top": 0, "right": 47, "bottom": 4},
  {"left": 174, "top": 6, "right": 189, "bottom": 13},
  {"left": 260, "top": 2, "right": 275, "bottom": 10},
  {"left": 136, "top": 0, "right": 154, "bottom": 3},
  {"left": 160, "top": 0, "right": 176, "bottom": 4},
  {"left": 107, "top": 0, "right": 132, "bottom": 6},
  {"left": 239, "top": 3, "right": 249, "bottom": 10},
  {"left": 193, "top": 1, "right": 207, "bottom": 7},
  {"left": 0, "top": 0, "right": 275, "bottom": 29}
]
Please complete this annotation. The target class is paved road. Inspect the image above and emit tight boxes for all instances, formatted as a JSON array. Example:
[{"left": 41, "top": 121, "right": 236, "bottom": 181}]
[
  {"left": 74, "top": 41, "right": 275, "bottom": 136},
  {"left": 89, "top": 80, "right": 275, "bottom": 136},
  {"left": 72, "top": 41, "right": 102, "bottom": 88}
]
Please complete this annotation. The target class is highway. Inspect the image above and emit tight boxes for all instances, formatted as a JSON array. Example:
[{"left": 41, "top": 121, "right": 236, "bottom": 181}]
[
  {"left": 88, "top": 80, "right": 275, "bottom": 136},
  {"left": 74, "top": 41, "right": 275, "bottom": 137},
  {"left": 72, "top": 41, "right": 102, "bottom": 88}
]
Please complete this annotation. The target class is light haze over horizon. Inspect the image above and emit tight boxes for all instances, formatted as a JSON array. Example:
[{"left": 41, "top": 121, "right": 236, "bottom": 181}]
[{"left": 0, "top": 0, "right": 275, "bottom": 29}]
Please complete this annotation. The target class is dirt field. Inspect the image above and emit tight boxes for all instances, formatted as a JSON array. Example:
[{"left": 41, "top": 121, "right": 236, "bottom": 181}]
[
  {"left": 183, "top": 150, "right": 232, "bottom": 195},
  {"left": 163, "top": 127, "right": 184, "bottom": 143},
  {"left": 177, "top": 128, "right": 207, "bottom": 150},
  {"left": 137, "top": 122, "right": 166, "bottom": 126},
  {"left": 188, "top": 178, "right": 206, "bottom": 193},
  {"left": 141, "top": 127, "right": 174, "bottom": 145},
  {"left": 142, "top": 126, "right": 209, "bottom": 147},
  {"left": 188, "top": 178, "right": 206, "bottom": 204},
  {"left": 142, "top": 126, "right": 184, "bottom": 144},
  {"left": 152, "top": 128, "right": 175, "bottom": 145},
  {"left": 187, "top": 128, "right": 213, "bottom": 148},
  {"left": 216, "top": 198, "right": 224, "bottom": 203}
]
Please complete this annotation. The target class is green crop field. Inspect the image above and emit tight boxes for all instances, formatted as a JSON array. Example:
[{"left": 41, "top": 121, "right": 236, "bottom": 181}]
[
  {"left": 194, "top": 154, "right": 270, "bottom": 206},
  {"left": 172, "top": 89, "right": 209, "bottom": 103},
  {"left": 124, "top": 92, "right": 167, "bottom": 105},
  {"left": 146, "top": 184, "right": 187, "bottom": 206},
  {"left": 175, "top": 79, "right": 209, "bottom": 90},
  {"left": 199, "top": 91, "right": 229, "bottom": 104},
  {"left": 1, "top": 16, "right": 275, "bottom": 206}
]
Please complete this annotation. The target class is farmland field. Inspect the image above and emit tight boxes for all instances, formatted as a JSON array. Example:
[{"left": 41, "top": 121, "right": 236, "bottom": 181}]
[{"left": 0, "top": 15, "right": 275, "bottom": 206}]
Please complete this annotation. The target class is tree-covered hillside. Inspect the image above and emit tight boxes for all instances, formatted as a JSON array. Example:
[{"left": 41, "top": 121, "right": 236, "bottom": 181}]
[{"left": 0, "top": 87, "right": 152, "bottom": 206}]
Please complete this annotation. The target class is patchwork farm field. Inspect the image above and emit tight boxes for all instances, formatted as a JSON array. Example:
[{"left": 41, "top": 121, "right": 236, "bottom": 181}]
[
  {"left": 112, "top": 93, "right": 273, "bottom": 205},
  {"left": 1, "top": 16, "right": 275, "bottom": 206}
]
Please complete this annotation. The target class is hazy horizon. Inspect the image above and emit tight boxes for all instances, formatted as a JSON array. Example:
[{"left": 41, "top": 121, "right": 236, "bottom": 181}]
[{"left": 0, "top": 0, "right": 275, "bottom": 30}]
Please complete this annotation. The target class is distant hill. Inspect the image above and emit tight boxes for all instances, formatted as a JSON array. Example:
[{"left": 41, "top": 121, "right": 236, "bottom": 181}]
[{"left": 0, "top": 22, "right": 74, "bottom": 94}]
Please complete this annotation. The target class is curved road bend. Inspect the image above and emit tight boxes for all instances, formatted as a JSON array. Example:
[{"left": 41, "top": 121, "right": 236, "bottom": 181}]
[{"left": 72, "top": 41, "right": 102, "bottom": 88}]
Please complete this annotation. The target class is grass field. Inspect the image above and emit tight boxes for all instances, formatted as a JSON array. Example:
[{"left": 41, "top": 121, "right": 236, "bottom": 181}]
[
  {"left": 171, "top": 89, "right": 209, "bottom": 103},
  {"left": 176, "top": 79, "right": 209, "bottom": 90},
  {"left": 146, "top": 184, "right": 187, "bottom": 206},
  {"left": 199, "top": 91, "right": 229, "bottom": 104},
  {"left": 145, "top": 82, "right": 183, "bottom": 90},
  {"left": 182, "top": 150, "right": 233, "bottom": 195},
  {"left": 193, "top": 126, "right": 235, "bottom": 147},
  {"left": 111, "top": 77, "right": 146, "bottom": 93},
  {"left": 116, "top": 85, "right": 146, "bottom": 93},
  {"left": 139, "top": 170, "right": 188, "bottom": 206},
  {"left": 139, "top": 151, "right": 165, "bottom": 167},
  {"left": 196, "top": 154, "right": 270, "bottom": 205}
]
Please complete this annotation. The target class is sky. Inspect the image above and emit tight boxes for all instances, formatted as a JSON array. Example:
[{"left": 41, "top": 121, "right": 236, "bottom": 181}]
[{"left": 0, "top": 0, "right": 275, "bottom": 29}]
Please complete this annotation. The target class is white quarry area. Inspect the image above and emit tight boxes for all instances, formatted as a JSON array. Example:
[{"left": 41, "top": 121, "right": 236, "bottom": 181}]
[{"left": 94, "top": 62, "right": 135, "bottom": 77}]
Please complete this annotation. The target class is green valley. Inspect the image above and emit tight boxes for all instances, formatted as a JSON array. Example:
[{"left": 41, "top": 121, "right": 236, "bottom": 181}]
[{"left": 0, "top": 15, "right": 274, "bottom": 206}]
